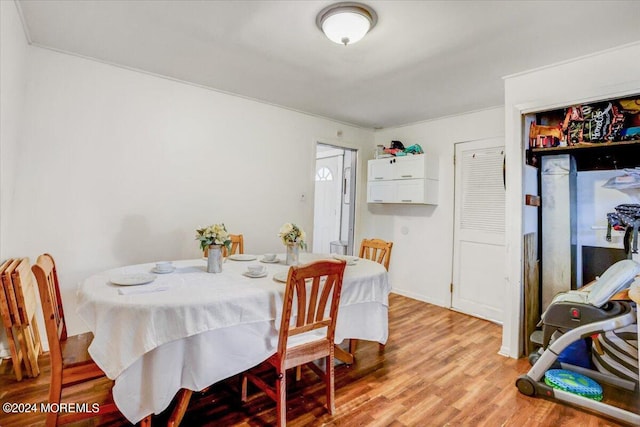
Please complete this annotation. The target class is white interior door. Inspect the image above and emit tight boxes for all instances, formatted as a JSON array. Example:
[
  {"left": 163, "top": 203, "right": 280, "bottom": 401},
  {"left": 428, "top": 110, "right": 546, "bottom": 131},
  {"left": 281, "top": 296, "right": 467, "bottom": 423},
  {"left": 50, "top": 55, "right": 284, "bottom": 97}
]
[
  {"left": 452, "top": 138, "right": 505, "bottom": 324},
  {"left": 313, "top": 155, "right": 343, "bottom": 253}
]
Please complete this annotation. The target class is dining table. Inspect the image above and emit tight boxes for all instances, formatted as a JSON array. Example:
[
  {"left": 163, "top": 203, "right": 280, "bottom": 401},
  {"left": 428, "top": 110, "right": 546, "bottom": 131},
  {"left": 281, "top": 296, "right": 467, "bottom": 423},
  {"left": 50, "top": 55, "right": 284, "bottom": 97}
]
[{"left": 76, "top": 252, "right": 391, "bottom": 424}]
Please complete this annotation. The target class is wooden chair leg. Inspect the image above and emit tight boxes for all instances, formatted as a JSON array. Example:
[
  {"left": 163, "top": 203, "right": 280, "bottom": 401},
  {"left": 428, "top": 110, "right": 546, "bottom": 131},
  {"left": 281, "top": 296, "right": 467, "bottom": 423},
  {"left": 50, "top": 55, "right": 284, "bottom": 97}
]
[
  {"left": 139, "top": 415, "right": 152, "bottom": 427},
  {"left": 325, "top": 355, "right": 335, "bottom": 414},
  {"left": 22, "top": 324, "right": 40, "bottom": 376},
  {"left": 349, "top": 338, "right": 357, "bottom": 354},
  {"left": 45, "top": 409, "right": 59, "bottom": 427},
  {"left": 241, "top": 374, "right": 248, "bottom": 402},
  {"left": 334, "top": 344, "right": 354, "bottom": 365},
  {"left": 168, "top": 389, "right": 193, "bottom": 427},
  {"left": 14, "top": 326, "right": 33, "bottom": 377},
  {"left": 45, "top": 367, "right": 63, "bottom": 427},
  {"left": 3, "top": 326, "right": 23, "bottom": 381},
  {"left": 276, "top": 371, "right": 286, "bottom": 427},
  {"left": 295, "top": 365, "right": 302, "bottom": 381}
]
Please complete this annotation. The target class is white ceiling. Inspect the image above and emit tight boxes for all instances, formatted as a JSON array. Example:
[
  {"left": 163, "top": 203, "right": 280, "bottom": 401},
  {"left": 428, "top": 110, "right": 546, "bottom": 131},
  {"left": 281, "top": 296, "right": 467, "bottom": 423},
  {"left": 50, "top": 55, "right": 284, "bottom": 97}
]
[{"left": 15, "top": 0, "right": 640, "bottom": 129}]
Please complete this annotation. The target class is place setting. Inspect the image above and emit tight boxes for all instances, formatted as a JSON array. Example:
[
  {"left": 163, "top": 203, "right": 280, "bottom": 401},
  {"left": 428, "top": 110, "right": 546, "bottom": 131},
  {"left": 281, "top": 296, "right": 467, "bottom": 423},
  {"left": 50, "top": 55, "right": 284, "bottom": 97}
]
[
  {"left": 151, "top": 261, "right": 175, "bottom": 274},
  {"left": 106, "top": 262, "right": 179, "bottom": 295},
  {"left": 110, "top": 273, "right": 157, "bottom": 286},
  {"left": 109, "top": 270, "right": 172, "bottom": 296},
  {"left": 260, "top": 253, "right": 281, "bottom": 264},
  {"left": 242, "top": 264, "right": 268, "bottom": 279}
]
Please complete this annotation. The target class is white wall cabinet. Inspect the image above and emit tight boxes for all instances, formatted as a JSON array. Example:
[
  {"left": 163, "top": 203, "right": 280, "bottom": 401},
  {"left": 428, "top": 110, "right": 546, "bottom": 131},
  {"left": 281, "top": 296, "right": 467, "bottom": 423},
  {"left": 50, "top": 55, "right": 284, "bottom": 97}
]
[{"left": 367, "top": 155, "right": 439, "bottom": 204}]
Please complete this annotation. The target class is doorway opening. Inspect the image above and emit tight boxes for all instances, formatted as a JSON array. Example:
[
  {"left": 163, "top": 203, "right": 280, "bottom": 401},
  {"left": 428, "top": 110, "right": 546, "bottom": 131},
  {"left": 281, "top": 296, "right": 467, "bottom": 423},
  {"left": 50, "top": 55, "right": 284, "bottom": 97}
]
[{"left": 313, "top": 143, "right": 357, "bottom": 255}]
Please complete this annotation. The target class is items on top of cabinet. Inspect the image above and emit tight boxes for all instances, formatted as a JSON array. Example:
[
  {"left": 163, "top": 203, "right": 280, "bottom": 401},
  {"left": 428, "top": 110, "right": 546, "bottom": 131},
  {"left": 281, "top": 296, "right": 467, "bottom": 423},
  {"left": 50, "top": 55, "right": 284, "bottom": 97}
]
[{"left": 377, "top": 140, "right": 424, "bottom": 158}]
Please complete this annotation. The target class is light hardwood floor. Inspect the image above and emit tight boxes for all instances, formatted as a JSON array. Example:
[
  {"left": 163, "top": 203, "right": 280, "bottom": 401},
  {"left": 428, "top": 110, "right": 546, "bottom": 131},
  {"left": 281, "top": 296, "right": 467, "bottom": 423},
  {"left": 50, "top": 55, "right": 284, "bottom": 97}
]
[{"left": 0, "top": 294, "right": 637, "bottom": 426}]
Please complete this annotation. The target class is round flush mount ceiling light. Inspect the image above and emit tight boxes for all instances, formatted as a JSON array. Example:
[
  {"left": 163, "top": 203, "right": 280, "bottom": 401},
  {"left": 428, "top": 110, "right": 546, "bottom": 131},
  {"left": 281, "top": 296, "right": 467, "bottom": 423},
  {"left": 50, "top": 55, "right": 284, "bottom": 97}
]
[{"left": 316, "top": 2, "right": 378, "bottom": 46}]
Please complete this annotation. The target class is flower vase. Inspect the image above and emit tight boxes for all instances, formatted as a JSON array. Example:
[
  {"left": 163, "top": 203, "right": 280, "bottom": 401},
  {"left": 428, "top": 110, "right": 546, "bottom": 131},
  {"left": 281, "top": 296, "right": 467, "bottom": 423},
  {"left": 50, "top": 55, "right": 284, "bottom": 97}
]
[
  {"left": 285, "top": 243, "right": 300, "bottom": 266},
  {"left": 207, "top": 245, "right": 223, "bottom": 273}
]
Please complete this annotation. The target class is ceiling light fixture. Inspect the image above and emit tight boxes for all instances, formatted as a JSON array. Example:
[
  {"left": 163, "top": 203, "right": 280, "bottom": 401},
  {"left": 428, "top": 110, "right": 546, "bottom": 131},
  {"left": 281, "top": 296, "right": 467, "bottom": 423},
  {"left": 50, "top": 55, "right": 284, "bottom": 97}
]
[{"left": 316, "top": 2, "right": 378, "bottom": 46}]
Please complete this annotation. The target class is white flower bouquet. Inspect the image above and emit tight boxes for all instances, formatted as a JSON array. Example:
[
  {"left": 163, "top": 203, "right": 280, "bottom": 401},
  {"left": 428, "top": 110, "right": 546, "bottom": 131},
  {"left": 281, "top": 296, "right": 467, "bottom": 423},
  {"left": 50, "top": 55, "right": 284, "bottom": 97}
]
[
  {"left": 278, "top": 223, "right": 307, "bottom": 249},
  {"left": 196, "top": 223, "right": 232, "bottom": 252}
]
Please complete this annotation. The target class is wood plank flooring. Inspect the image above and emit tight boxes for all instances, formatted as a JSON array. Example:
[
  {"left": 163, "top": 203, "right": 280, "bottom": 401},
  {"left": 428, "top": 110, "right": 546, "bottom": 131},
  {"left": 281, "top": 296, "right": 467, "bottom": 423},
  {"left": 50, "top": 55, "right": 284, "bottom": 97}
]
[{"left": 0, "top": 293, "right": 637, "bottom": 426}]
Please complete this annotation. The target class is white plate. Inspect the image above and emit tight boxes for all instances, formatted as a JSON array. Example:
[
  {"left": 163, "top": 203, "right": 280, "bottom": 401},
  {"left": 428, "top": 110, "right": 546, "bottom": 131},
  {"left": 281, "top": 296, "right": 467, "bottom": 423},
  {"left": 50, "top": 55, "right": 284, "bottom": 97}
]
[
  {"left": 273, "top": 271, "right": 288, "bottom": 283},
  {"left": 242, "top": 271, "right": 268, "bottom": 279},
  {"left": 228, "top": 254, "right": 257, "bottom": 261},
  {"left": 111, "top": 273, "right": 156, "bottom": 286},
  {"left": 151, "top": 266, "right": 175, "bottom": 274},
  {"left": 260, "top": 258, "right": 281, "bottom": 264}
]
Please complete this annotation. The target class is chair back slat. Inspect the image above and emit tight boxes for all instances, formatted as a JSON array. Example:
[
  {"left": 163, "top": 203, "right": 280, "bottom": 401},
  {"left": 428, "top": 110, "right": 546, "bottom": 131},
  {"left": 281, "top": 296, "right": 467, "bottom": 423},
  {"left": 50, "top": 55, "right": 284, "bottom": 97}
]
[
  {"left": 278, "top": 260, "right": 346, "bottom": 355},
  {"left": 359, "top": 238, "right": 393, "bottom": 271},
  {"left": 317, "top": 275, "right": 335, "bottom": 321},
  {"left": 294, "top": 277, "right": 307, "bottom": 327},
  {"left": 306, "top": 277, "right": 321, "bottom": 324}
]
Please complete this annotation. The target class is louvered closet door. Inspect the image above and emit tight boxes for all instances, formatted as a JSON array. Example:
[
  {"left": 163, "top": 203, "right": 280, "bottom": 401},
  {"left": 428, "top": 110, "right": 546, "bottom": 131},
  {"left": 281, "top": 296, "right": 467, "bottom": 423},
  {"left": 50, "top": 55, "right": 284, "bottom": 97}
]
[{"left": 452, "top": 138, "right": 505, "bottom": 324}]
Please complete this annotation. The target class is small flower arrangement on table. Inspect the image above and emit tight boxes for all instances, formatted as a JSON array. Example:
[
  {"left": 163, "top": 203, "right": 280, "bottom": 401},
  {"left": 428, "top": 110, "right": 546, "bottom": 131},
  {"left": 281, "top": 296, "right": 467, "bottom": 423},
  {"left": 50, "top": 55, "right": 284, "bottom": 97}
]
[
  {"left": 278, "top": 223, "right": 307, "bottom": 249},
  {"left": 197, "top": 223, "right": 232, "bottom": 273},
  {"left": 279, "top": 223, "right": 306, "bottom": 266},
  {"left": 196, "top": 223, "right": 232, "bottom": 252}
]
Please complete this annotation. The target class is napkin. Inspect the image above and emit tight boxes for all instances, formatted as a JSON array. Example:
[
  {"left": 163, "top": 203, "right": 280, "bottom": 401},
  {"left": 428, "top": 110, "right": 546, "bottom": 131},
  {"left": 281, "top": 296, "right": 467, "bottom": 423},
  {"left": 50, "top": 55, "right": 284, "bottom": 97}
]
[{"left": 118, "top": 284, "right": 170, "bottom": 296}]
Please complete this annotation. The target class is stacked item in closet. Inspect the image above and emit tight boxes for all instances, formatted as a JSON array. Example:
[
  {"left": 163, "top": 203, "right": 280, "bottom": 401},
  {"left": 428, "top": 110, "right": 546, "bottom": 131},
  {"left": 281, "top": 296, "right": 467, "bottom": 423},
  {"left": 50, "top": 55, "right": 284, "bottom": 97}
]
[{"left": 606, "top": 204, "right": 640, "bottom": 255}]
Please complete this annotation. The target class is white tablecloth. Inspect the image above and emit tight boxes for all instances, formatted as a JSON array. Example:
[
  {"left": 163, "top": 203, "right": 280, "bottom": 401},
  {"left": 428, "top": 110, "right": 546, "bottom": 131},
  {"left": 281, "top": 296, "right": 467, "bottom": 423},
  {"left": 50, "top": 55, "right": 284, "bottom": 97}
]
[{"left": 77, "top": 254, "right": 391, "bottom": 423}]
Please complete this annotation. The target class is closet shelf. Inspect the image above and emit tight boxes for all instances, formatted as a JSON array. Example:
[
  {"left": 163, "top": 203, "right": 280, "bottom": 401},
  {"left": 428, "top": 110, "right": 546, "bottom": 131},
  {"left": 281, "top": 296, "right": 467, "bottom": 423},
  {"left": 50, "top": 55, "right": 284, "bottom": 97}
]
[
  {"left": 531, "top": 139, "right": 640, "bottom": 154},
  {"left": 529, "top": 139, "right": 640, "bottom": 171}
]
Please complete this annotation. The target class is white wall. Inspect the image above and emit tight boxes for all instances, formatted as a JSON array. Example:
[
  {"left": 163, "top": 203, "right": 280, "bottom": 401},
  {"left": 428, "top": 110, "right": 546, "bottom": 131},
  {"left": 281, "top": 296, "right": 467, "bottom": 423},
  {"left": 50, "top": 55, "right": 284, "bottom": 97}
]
[
  {"left": 369, "top": 107, "right": 504, "bottom": 306},
  {"left": 0, "top": 1, "right": 30, "bottom": 358},
  {"left": 0, "top": 2, "right": 29, "bottom": 260},
  {"left": 503, "top": 41, "right": 640, "bottom": 357},
  {"left": 2, "top": 46, "right": 374, "bottom": 335}
]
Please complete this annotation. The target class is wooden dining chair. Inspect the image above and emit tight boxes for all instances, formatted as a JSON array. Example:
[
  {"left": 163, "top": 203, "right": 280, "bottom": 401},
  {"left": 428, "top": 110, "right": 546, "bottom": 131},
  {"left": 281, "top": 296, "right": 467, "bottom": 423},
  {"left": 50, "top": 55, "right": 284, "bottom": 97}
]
[
  {"left": 32, "top": 253, "right": 151, "bottom": 427},
  {"left": 343, "top": 238, "right": 394, "bottom": 358},
  {"left": 241, "top": 259, "right": 347, "bottom": 427},
  {"left": 359, "top": 238, "right": 393, "bottom": 271}
]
